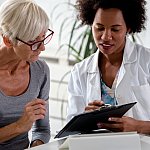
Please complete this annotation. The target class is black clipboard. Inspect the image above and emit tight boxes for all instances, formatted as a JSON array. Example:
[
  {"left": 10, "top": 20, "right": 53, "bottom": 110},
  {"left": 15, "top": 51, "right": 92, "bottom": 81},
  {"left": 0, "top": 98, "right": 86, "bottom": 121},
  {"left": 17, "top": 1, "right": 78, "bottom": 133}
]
[{"left": 55, "top": 102, "right": 137, "bottom": 138}]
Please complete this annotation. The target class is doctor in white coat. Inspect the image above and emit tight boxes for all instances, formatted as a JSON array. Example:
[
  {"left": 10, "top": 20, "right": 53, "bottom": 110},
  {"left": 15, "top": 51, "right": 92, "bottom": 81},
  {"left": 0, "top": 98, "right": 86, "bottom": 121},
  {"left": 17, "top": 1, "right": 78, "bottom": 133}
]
[{"left": 67, "top": 0, "right": 150, "bottom": 134}]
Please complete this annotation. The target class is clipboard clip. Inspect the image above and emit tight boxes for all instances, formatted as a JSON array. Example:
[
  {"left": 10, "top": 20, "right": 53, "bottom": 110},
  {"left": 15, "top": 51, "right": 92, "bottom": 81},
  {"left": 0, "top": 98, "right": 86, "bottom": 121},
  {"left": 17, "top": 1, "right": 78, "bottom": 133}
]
[{"left": 99, "top": 104, "right": 116, "bottom": 111}]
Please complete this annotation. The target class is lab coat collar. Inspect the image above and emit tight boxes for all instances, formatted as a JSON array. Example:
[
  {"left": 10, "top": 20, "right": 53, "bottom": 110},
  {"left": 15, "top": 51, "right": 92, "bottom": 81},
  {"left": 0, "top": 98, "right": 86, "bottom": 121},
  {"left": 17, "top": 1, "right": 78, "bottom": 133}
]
[
  {"left": 87, "top": 50, "right": 99, "bottom": 74},
  {"left": 87, "top": 50, "right": 100, "bottom": 89},
  {"left": 123, "top": 37, "right": 137, "bottom": 64}
]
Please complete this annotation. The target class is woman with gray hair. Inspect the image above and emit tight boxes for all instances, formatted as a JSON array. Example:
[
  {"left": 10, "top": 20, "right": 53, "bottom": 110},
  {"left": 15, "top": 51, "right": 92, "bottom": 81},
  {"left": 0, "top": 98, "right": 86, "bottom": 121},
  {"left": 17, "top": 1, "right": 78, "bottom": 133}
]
[{"left": 0, "top": 0, "right": 54, "bottom": 149}]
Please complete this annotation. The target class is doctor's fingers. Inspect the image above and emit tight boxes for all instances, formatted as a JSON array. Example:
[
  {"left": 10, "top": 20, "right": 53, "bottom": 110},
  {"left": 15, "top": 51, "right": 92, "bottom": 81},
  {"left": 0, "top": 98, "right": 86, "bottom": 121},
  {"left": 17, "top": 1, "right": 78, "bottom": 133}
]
[
  {"left": 88, "top": 100, "right": 104, "bottom": 106},
  {"left": 85, "top": 105, "right": 99, "bottom": 111},
  {"left": 99, "top": 122, "right": 123, "bottom": 132},
  {"left": 108, "top": 116, "right": 135, "bottom": 124},
  {"left": 108, "top": 117, "right": 123, "bottom": 123}
]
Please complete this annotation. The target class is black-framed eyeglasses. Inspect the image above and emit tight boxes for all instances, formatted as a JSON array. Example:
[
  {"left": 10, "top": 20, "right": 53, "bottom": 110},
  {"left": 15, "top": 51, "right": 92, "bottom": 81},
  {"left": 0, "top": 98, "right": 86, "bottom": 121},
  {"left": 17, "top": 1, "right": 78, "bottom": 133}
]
[{"left": 16, "top": 29, "right": 54, "bottom": 51}]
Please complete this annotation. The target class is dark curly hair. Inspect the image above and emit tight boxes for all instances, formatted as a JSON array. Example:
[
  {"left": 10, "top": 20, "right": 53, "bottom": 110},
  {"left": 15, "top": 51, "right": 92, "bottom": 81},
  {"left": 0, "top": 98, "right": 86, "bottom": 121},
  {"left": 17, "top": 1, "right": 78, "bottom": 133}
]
[{"left": 76, "top": 0, "right": 147, "bottom": 33}]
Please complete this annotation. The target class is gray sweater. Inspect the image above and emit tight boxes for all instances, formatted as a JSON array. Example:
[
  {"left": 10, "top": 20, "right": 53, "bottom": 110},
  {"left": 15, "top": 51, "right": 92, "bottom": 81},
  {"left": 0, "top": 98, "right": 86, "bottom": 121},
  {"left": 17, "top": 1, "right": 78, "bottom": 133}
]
[{"left": 0, "top": 60, "right": 50, "bottom": 150}]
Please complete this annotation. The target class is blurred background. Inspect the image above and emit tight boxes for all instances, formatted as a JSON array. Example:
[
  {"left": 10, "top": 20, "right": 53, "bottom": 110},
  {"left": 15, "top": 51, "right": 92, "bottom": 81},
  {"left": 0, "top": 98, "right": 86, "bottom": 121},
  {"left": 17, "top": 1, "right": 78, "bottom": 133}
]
[{"left": 0, "top": 0, "right": 150, "bottom": 140}]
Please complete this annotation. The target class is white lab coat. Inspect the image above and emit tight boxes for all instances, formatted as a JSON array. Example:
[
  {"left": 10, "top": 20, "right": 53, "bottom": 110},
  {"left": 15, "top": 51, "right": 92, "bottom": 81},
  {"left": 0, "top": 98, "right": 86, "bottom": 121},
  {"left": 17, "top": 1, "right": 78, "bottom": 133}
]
[{"left": 67, "top": 38, "right": 150, "bottom": 122}]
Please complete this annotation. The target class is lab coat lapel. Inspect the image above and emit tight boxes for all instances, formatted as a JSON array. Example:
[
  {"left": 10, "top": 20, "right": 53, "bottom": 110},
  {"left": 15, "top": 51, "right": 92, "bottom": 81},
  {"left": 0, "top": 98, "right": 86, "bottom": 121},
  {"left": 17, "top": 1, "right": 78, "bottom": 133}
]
[
  {"left": 87, "top": 50, "right": 101, "bottom": 102},
  {"left": 116, "top": 38, "right": 137, "bottom": 88},
  {"left": 115, "top": 38, "right": 137, "bottom": 104}
]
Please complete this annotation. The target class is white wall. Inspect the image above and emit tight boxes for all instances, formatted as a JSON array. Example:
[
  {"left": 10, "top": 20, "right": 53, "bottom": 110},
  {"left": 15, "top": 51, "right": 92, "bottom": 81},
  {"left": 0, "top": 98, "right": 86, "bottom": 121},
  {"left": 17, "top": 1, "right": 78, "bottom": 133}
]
[
  {"left": 142, "top": 0, "right": 150, "bottom": 48},
  {"left": 0, "top": 0, "right": 150, "bottom": 51}
]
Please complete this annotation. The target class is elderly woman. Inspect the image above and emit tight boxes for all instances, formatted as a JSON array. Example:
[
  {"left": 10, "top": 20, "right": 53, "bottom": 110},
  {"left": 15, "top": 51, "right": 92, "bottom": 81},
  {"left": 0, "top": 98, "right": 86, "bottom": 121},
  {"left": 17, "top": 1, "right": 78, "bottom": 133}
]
[
  {"left": 0, "top": 0, "right": 54, "bottom": 149},
  {"left": 67, "top": 0, "right": 150, "bottom": 134}
]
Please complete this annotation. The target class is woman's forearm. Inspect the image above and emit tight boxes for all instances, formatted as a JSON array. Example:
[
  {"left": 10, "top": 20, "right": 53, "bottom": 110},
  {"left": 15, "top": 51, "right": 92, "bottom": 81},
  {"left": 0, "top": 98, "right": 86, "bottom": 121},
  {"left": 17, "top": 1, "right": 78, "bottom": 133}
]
[{"left": 0, "top": 122, "right": 22, "bottom": 143}]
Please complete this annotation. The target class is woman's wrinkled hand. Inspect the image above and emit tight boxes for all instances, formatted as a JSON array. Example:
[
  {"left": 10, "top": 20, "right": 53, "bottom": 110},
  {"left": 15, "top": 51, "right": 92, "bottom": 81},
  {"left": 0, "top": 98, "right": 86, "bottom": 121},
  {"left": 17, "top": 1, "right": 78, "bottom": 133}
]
[
  {"left": 16, "top": 99, "right": 46, "bottom": 133},
  {"left": 85, "top": 100, "right": 104, "bottom": 112}
]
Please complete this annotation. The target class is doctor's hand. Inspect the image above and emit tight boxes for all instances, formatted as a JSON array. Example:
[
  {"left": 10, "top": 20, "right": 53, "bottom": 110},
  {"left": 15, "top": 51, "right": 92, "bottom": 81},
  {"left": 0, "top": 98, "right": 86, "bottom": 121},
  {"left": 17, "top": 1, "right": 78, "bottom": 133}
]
[
  {"left": 97, "top": 116, "right": 140, "bottom": 132},
  {"left": 16, "top": 99, "right": 46, "bottom": 133},
  {"left": 85, "top": 100, "right": 104, "bottom": 112}
]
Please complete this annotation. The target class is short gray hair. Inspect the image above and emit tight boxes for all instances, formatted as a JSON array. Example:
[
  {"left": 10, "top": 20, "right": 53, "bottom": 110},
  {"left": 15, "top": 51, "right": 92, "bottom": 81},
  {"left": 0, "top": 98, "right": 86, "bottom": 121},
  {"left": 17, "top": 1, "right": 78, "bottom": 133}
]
[{"left": 0, "top": 0, "right": 49, "bottom": 44}]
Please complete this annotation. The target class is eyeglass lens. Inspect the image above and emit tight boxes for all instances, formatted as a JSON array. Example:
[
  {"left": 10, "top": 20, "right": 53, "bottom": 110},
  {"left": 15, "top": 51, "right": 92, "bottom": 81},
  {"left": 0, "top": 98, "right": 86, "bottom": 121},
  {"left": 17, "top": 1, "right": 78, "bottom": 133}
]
[{"left": 31, "top": 30, "right": 53, "bottom": 51}]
